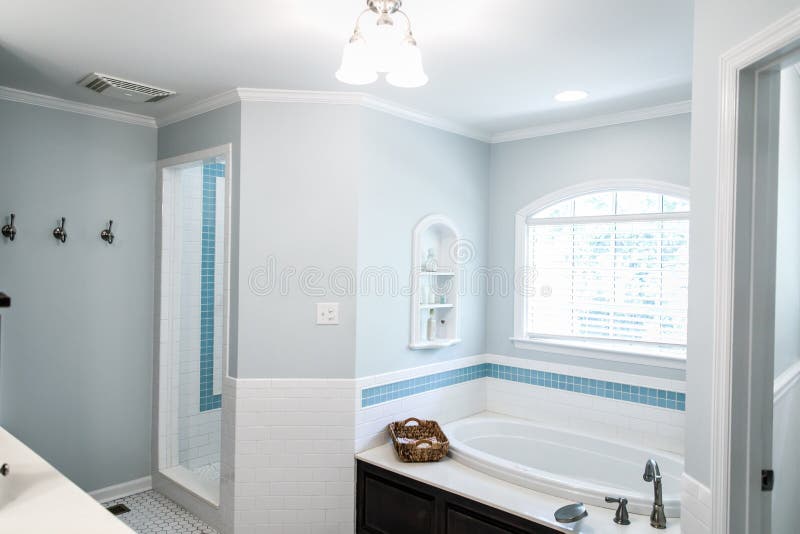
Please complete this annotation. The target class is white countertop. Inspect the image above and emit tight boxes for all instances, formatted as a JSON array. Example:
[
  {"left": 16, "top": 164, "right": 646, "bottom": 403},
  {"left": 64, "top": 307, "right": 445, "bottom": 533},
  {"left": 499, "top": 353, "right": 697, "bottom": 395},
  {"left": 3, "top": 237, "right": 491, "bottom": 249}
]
[
  {"left": 0, "top": 427, "right": 133, "bottom": 533},
  {"left": 357, "top": 443, "right": 681, "bottom": 534}
]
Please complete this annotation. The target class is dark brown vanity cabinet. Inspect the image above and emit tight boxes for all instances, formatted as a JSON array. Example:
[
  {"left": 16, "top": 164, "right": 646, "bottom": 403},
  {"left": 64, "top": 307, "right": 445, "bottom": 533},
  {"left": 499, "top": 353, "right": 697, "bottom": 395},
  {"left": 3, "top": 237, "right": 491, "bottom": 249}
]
[{"left": 357, "top": 460, "right": 559, "bottom": 534}]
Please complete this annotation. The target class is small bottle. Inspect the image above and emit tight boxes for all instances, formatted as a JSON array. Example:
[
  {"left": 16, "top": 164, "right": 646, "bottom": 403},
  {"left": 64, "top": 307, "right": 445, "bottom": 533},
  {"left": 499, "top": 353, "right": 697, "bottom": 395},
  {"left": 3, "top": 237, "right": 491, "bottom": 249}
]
[
  {"left": 423, "top": 248, "right": 438, "bottom": 272},
  {"left": 439, "top": 319, "right": 447, "bottom": 337},
  {"left": 421, "top": 280, "right": 432, "bottom": 305},
  {"left": 426, "top": 309, "right": 436, "bottom": 341}
]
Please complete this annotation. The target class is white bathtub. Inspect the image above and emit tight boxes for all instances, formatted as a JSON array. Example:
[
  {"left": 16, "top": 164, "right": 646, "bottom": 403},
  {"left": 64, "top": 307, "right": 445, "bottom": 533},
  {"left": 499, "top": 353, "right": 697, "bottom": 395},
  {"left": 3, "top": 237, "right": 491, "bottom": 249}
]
[{"left": 444, "top": 413, "right": 683, "bottom": 518}]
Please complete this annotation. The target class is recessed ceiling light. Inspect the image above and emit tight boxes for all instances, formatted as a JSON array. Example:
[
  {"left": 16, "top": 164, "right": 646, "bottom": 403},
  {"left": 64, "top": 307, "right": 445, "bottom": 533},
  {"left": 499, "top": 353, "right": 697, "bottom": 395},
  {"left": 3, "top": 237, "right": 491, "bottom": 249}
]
[{"left": 554, "top": 90, "right": 589, "bottom": 102}]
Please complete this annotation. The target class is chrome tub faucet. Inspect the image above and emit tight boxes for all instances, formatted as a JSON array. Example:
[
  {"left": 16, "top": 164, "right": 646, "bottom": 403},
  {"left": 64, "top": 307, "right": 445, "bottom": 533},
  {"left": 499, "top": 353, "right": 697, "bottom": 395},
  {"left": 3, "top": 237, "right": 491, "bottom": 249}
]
[{"left": 643, "top": 459, "right": 666, "bottom": 529}]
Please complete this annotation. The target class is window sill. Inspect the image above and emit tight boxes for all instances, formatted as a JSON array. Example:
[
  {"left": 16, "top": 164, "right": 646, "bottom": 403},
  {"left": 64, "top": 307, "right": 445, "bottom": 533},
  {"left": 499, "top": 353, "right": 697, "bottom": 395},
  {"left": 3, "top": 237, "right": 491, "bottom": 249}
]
[{"left": 509, "top": 337, "right": 686, "bottom": 371}]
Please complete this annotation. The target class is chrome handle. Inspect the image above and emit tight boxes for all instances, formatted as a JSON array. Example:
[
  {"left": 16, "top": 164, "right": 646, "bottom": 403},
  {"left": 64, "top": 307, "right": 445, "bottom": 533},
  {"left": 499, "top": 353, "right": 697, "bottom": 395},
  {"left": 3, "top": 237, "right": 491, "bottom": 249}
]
[
  {"left": 605, "top": 496, "right": 630, "bottom": 525},
  {"left": 53, "top": 217, "right": 67, "bottom": 243}
]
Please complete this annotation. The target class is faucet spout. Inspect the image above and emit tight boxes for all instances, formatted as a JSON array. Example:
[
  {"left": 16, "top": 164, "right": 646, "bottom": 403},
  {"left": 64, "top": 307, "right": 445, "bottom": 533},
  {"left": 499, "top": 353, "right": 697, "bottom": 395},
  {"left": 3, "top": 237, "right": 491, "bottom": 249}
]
[{"left": 643, "top": 459, "right": 666, "bottom": 529}]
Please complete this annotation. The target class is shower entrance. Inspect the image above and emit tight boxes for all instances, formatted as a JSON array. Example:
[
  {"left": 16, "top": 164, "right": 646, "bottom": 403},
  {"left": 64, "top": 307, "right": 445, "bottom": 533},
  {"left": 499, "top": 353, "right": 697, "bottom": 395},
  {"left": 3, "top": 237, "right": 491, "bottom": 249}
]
[{"left": 154, "top": 144, "right": 232, "bottom": 506}]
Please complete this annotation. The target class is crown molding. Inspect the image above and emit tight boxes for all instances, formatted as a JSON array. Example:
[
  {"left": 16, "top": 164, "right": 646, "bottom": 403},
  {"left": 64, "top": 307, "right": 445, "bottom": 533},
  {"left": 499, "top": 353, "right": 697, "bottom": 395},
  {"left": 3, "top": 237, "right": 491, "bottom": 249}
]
[
  {"left": 0, "top": 83, "right": 691, "bottom": 143},
  {"left": 357, "top": 93, "right": 490, "bottom": 142},
  {"left": 490, "top": 100, "right": 692, "bottom": 144},
  {"left": 155, "top": 89, "right": 241, "bottom": 127},
  {"left": 0, "top": 85, "right": 157, "bottom": 128},
  {"left": 157, "top": 87, "right": 491, "bottom": 142},
  {"left": 237, "top": 87, "right": 491, "bottom": 142}
]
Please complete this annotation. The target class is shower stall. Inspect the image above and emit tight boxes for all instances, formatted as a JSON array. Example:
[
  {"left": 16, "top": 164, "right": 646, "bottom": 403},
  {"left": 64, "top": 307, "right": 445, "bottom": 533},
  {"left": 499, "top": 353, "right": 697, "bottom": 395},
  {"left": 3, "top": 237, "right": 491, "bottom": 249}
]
[{"left": 154, "top": 144, "right": 231, "bottom": 506}]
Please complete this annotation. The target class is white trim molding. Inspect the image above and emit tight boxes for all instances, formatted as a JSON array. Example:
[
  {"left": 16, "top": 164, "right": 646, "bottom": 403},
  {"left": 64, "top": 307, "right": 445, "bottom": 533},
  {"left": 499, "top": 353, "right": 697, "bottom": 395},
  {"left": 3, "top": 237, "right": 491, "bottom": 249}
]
[
  {"left": 490, "top": 100, "right": 691, "bottom": 144},
  {"left": 0, "top": 85, "right": 157, "bottom": 128},
  {"left": 157, "top": 87, "right": 491, "bottom": 141},
  {"left": 711, "top": 7, "right": 800, "bottom": 534},
  {"left": 510, "top": 337, "right": 687, "bottom": 370},
  {"left": 89, "top": 475, "right": 152, "bottom": 502},
  {"left": 155, "top": 89, "right": 240, "bottom": 128},
  {"left": 0, "top": 83, "right": 692, "bottom": 144}
]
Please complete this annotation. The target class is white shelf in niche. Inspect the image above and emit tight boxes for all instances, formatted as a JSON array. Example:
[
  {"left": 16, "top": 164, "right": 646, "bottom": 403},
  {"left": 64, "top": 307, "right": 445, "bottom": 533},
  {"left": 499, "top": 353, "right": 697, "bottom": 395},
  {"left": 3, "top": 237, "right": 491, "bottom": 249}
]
[
  {"left": 409, "top": 338, "right": 463, "bottom": 350},
  {"left": 410, "top": 214, "right": 462, "bottom": 351}
]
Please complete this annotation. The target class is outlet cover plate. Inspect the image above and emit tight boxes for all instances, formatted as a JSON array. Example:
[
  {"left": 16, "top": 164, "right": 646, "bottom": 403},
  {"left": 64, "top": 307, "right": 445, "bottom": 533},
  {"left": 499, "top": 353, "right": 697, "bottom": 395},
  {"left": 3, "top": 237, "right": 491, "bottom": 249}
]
[{"left": 316, "top": 302, "right": 339, "bottom": 325}]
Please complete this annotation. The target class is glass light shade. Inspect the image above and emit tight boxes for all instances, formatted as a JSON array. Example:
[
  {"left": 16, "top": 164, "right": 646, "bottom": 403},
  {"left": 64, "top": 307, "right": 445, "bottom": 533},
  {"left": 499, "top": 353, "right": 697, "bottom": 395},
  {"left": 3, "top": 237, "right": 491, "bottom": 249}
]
[
  {"left": 386, "top": 40, "right": 428, "bottom": 88},
  {"left": 369, "top": 22, "right": 402, "bottom": 73},
  {"left": 335, "top": 36, "right": 377, "bottom": 85}
]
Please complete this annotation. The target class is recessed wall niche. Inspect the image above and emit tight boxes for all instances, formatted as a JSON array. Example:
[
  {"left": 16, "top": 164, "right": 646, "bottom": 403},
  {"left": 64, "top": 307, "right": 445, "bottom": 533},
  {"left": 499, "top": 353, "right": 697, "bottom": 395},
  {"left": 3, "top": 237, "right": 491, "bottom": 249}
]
[{"left": 409, "top": 214, "right": 462, "bottom": 350}]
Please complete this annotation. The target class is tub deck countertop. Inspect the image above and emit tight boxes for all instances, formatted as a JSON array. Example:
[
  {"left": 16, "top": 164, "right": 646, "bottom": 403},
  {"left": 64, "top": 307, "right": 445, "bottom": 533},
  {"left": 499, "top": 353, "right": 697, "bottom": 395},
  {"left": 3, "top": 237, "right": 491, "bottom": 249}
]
[
  {"left": 0, "top": 427, "right": 134, "bottom": 533},
  {"left": 357, "top": 443, "right": 681, "bottom": 534}
]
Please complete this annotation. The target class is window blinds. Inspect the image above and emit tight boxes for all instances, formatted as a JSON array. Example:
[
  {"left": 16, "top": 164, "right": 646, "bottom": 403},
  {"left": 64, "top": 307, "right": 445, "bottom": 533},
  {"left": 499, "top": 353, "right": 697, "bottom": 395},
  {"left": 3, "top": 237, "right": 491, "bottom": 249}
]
[{"left": 526, "top": 213, "right": 689, "bottom": 349}]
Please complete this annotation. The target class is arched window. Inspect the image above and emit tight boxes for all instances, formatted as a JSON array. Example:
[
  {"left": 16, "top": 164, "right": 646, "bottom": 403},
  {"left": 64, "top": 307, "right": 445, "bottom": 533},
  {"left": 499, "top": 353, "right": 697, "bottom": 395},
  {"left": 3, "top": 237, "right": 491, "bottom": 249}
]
[{"left": 513, "top": 184, "right": 689, "bottom": 367}]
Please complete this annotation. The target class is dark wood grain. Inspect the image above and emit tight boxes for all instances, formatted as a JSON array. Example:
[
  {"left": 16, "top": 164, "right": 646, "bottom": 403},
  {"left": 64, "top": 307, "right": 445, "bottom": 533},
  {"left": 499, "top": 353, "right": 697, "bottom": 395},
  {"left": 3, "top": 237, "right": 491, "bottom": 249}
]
[{"left": 357, "top": 460, "right": 559, "bottom": 534}]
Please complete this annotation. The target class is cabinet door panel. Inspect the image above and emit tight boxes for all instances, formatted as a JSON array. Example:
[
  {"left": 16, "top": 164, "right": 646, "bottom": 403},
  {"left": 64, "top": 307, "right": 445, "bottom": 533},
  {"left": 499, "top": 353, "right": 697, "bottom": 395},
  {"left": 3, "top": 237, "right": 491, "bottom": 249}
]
[
  {"left": 445, "top": 505, "right": 526, "bottom": 534},
  {"left": 361, "top": 472, "right": 436, "bottom": 534}
]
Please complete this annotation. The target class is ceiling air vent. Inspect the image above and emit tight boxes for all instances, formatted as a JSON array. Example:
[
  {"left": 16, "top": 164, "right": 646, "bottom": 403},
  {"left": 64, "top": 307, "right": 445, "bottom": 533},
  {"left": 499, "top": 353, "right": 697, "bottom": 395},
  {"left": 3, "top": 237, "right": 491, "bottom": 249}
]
[{"left": 79, "top": 73, "right": 175, "bottom": 103}]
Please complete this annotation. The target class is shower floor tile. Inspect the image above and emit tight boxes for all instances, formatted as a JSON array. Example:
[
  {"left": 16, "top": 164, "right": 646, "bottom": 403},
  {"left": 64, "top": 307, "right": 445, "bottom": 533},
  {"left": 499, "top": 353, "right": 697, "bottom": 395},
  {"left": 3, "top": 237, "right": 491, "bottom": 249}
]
[{"left": 103, "top": 490, "right": 218, "bottom": 534}]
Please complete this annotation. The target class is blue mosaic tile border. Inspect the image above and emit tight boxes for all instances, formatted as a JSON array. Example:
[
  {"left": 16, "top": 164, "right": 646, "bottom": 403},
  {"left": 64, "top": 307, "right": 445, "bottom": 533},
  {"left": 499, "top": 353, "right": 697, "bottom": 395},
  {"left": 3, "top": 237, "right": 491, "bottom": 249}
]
[
  {"left": 360, "top": 362, "right": 686, "bottom": 412},
  {"left": 199, "top": 162, "right": 224, "bottom": 412},
  {"left": 362, "top": 364, "right": 487, "bottom": 407}
]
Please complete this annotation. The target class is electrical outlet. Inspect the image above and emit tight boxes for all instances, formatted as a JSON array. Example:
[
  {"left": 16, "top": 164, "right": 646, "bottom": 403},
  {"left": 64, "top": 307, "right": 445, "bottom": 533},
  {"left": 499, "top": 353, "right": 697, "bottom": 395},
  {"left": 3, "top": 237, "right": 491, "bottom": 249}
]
[{"left": 316, "top": 302, "right": 339, "bottom": 325}]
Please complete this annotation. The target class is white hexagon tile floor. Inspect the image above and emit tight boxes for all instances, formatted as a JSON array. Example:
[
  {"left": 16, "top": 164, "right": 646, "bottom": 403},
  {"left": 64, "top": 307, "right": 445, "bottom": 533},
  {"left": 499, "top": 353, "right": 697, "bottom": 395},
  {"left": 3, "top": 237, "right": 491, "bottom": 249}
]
[{"left": 103, "top": 490, "right": 218, "bottom": 534}]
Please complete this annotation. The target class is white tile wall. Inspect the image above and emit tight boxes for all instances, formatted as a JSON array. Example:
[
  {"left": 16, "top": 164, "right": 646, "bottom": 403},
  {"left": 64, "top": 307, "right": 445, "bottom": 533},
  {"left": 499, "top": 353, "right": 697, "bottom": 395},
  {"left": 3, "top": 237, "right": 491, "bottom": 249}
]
[
  {"left": 177, "top": 170, "right": 221, "bottom": 471},
  {"left": 680, "top": 473, "right": 711, "bottom": 534},
  {"left": 232, "top": 378, "right": 356, "bottom": 534},
  {"left": 484, "top": 355, "right": 686, "bottom": 455},
  {"left": 355, "top": 355, "right": 487, "bottom": 453},
  {"left": 221, "top": 353, "right": 685, "bottom": 533}
]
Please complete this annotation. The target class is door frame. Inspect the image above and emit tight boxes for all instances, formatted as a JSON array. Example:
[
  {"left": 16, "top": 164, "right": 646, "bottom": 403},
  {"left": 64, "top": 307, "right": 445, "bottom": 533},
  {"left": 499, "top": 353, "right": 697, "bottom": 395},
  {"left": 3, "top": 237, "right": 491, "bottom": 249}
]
[
  {"left": 711, "top": 8, "right": 800, "bottom": 533},
  {"left": 152, "top": 143, "right": 234, "bottom": 506}
]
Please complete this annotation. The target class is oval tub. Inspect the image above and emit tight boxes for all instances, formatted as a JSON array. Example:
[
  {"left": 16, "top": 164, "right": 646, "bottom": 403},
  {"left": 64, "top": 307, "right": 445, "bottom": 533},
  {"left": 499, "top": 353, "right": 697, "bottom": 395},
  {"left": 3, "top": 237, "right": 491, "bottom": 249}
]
[{"left": 444, "top": 413, "right": 683, "bottom": 517}]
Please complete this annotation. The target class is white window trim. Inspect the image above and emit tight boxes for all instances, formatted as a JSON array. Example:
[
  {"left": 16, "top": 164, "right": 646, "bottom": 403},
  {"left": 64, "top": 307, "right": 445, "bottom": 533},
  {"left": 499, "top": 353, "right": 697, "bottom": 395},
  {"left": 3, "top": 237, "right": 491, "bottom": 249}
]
[{"left": 512, "top": 179, "right": 690, "bottom": 371}]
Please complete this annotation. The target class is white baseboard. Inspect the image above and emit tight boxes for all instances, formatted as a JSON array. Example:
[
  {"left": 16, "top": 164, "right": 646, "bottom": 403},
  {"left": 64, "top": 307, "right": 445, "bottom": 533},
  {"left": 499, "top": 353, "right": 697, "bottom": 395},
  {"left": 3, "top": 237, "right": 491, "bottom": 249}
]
[
  {"left": 681, "top": 472, "right": 711, "bottom": 533},
  {"left": 89, "top": 475, "right": 152, "bottom": 502}
]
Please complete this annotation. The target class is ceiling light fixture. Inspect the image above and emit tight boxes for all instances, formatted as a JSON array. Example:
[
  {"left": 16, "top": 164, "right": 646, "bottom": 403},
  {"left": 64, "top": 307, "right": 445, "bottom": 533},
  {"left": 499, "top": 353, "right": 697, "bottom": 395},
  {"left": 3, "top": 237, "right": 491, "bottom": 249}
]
[
  {"left": 554, "top": 90, "right": 589, "bottom": 102},
  {"left": 336, "top": 0, "right": 428, "bottom": 88}
]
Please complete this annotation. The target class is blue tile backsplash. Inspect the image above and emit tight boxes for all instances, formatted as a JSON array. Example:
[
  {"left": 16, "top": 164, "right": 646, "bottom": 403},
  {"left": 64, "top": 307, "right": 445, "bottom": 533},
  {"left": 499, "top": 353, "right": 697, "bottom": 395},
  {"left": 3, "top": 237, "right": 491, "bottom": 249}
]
[
  {"left": 361, "top": 362, "right": 686, "bottom": 412},
  {"left": 199, "top": 161, "right": 223, "bottom": 412}
]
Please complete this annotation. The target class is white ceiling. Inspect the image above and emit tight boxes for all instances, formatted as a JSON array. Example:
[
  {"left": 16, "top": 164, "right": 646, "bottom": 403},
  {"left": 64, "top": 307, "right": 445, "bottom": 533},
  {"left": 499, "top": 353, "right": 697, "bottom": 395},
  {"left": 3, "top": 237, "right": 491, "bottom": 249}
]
[{"left": 0, "top": 0, "right": 693, "bottom": 135}]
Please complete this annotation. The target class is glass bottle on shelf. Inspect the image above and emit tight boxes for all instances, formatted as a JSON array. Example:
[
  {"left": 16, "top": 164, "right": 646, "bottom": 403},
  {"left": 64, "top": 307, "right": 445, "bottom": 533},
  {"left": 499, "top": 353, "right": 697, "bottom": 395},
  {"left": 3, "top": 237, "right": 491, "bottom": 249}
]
[
  {"left": 423, "top": 248, "right": 438, "bottom": 272},
  {"left": 426, "top": 309, "right": 436, "bottom": 341}
]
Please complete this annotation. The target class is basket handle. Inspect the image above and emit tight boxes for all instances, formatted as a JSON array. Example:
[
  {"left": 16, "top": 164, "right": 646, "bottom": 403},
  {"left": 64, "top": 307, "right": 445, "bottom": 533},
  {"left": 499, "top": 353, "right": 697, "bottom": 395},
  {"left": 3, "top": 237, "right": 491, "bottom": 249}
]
[
  {"left": 401, "top": 417, "right": 422, "bottom": 427},
  {"left": 414, "top": 438, "right": 434, "bottom": 449}
]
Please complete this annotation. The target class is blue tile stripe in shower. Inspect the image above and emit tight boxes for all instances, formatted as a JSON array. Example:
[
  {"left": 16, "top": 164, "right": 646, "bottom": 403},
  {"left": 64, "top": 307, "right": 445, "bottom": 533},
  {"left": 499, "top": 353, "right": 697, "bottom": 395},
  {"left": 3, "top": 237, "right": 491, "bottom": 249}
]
[
  {"left": 360, "top": 362, "right": 686, "bottom": 412},
  {"left": 199, "top": 162, "right": 223, "bottom": 412}
]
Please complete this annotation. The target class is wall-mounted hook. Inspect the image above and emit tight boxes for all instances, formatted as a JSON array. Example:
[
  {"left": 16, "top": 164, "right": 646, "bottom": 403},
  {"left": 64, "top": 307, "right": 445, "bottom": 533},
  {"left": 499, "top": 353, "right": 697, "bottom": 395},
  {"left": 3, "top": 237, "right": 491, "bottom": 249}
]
[
  {"left": 1, "top": 213, "right": 16, "bottom": 241},
  {"left": 100, "top": 220, "right": 114, "bottom": 244},
  {"left": 52, "top": 217, "right": 67, "bottom": 243}
]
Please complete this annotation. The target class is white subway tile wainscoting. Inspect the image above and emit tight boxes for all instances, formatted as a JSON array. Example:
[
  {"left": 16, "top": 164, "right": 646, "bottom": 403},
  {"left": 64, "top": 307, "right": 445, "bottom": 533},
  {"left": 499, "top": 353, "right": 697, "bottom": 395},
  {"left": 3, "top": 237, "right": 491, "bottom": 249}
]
[
  {"left": 208, "top": 353, "right": 686, "bottom": 532},
  {"left": 232, "top": 378, "right": 356, "bottom": 533}
]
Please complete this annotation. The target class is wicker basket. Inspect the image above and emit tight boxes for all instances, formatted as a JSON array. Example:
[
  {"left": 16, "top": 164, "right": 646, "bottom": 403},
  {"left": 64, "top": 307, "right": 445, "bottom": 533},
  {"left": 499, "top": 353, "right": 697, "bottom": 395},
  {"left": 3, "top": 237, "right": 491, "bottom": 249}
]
[{"left": 388, "top": 417, "right": 449, "bottom": 463}]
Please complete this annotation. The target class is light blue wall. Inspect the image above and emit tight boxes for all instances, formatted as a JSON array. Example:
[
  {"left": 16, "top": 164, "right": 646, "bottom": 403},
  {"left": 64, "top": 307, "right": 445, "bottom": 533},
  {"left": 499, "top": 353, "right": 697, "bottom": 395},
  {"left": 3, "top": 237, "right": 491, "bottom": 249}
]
[
  {"left": 774, "top": 66, "right": 800, "bottom": 378},
  {"left": 0, "top": 100, "right": 156, "bottom": 491},
  {"left": 157, "top": 103, "right": 242, "bottom": 375},
  {"left": 355, "top": 109, "right": 490, "bottom": 377},
  {"left": 687, "top": 0, "right": 800, "bottom": 487},
  {"left": 236, "top": 102, "right": 361, "bottom": 378},
  {"left": 486, "top": 115, "right": 691, "bottom": 381}
]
